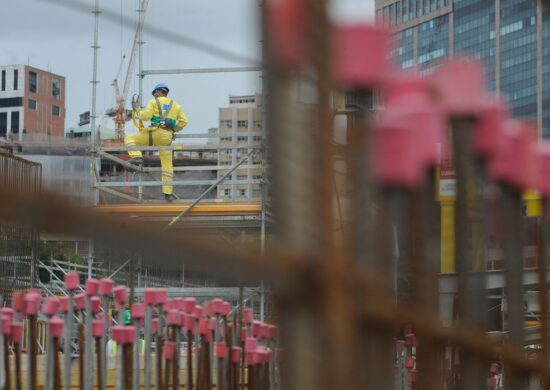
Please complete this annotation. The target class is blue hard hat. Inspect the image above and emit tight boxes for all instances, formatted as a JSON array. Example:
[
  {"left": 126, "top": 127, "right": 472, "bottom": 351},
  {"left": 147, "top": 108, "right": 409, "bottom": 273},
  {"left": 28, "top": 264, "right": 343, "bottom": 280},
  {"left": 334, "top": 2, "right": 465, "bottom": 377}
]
[{"left": 152, "top": 83, "right": 169, "bottom": 95}]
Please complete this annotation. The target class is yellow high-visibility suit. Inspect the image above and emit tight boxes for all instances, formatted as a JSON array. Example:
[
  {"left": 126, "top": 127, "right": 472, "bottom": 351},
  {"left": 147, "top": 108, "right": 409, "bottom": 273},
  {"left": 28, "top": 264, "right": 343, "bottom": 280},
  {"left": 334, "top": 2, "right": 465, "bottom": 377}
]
[{"left": 125, "top": 96, "right": 188, "bottom": 195}]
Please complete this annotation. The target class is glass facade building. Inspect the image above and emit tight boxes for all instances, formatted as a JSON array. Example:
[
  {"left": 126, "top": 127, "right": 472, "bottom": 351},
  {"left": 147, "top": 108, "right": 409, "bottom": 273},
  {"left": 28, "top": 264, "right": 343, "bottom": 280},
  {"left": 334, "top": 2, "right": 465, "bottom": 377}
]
[{"left": 376, "top": 0, "right": 549, "bottom": 136}]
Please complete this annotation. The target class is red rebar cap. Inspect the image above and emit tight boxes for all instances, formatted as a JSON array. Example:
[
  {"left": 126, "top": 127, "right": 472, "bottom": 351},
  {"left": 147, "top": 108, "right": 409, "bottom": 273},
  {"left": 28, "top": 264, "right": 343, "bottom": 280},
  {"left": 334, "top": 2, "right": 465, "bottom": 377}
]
[
  {"left": 184, "top": 314, "right": 196, "bottom": 334},
  {"left": 163, "top": 299, "right": 176, "bottom": 312},
  {"left": 173, "top": 298, "right": 185, "bottom": 311},
  {"left": 42, "top": 297, "right": 59, "bottom": 316},
  {"left": 208, "top": 317, "right": 217, "bottom": 331},
  {"left": 405, "top": 356, "right": 415, "bottom": 369},
  {"left": 131, "top": 303, "right": 145, "bottom": 320},
  {"left": 194, "top": 305, "right": 203, "bottom": 319},
  {"left": 221, "top": 301, "right": 231, "bottom": 317},
  {"left": 1, "top": 315, "right": 11, "bottom": 335},
  {"left": 198, "top": 318, "right": 209, "bottom": 336},
  {"left": 432, "top": 59, "right": 486, "bottom": 116},
  {"left": 231, "top": 346, "right": 242, "bottom": 363},
  {"left": 164, "top": 341, "right": 176, "bottom": 360},
  {"left": 202, "top": 300, "right": 212, "bottom": 317},
  {"left": 333, "top": 24, "right": 393, "bottom": 89},
  {"left": 152, "top": 318, "right": 159, "bottom": 335},
  {"left": 405, "top": 333, "right": 416, "bottom": 347},
  {"left": 260, "top": 323, "right": 271, "bottom": 340},
  {"left": 98, "top": 278, "right": 114, "bottom": 296},
  {"left": 245, "top": 350, "right": 257, "bottom": 366},
  {"left": 373, "top": 107, "right": 426, "bottom": 188},
  {"left": 252, "top": 321, "right": 262, "bottom": 338},
  {"left": 12, "top": 292, "right": 25, "bottom": 312},
  {"left": 215, "top": 341, "right": 227, "bottom": 358},
  {"left": 154, "top": 289, "right": 167, "bottom": 305},
  {"left": 112, "top": 325, "right": 135, "bottom": 345},
  {"left": 91, "top": 296, "right": 101, "bottom": 314},
  {"left": 266, "top": 0, "right": 307, "bottom": 70},
  {"left": 245, "top": 337, "right": 257, "bottom": 352},
  {"left": 92, "top": 319, "right": 104, "bottom": 338},
  {"left": 474, "top": 98, "right": 508, "bottom": 159},
  {"left": 167, "top": 309, "right": 181, "bottom": 326},
  {"left": 74, "top": 293, "right": 86, "bottom": 311},
  {"left": 113, "top": 286, "right": 127, "bottom": 304},
  {"left": 24, "top": 292, "right": 41, "bottom": 316},
  {"left": 10, "top": 322, "right": 23, "bottom": 343},
  {"left": 59, "top": 296, "right": 69, "bottom": 313},
  {"left": 65, "top": 272, "right": 80, "bottom": 291},
  {"left": 536, "top": 143, "right": 550, "bottom": 201},
  {"left": 211, "top": 298, "right": 223, "bottom": 315},
  {"left": 490, "top": 362, "right": 499, "bottom": 374},
  {"left": 243, "top": 308, "right": 253, "bottom": 324},
  {"left": 85, "top": 278, "right": 99, "bottom": 296},
  {"left": 488, "top": 120, "right": 536, "bottom": 189},
  {"left": 1, "top": 308, "right": 13, "bottom": 322},
  {"left": 143, "top": 288, "right": 156, "bottom": 305},
  {"left": 268, "top": 325, "right": 278, "bottom": 340},
  {"left": 241, "top": 327, "right": 247, "bottom": 343},
  {"left": 183, "top": 298, "right": 196, "bottom": 314},
  {"left": 49, "top": 316, "right": 63, "bottom": 338},
  {"left": 409, "top": 369, "right": 418, "bottom": 383}
]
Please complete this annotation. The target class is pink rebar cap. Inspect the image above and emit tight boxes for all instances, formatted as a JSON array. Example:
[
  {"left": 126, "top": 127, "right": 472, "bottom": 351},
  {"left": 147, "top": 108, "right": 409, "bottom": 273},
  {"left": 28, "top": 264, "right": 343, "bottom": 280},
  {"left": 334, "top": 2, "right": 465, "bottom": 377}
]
[
  {"left": 91, "top": 296, "right": 101, "bottom": 314},
  {"left": 85, "top": 278, "right": 99, "bottom": 296},
  {"left": 24, "top": 292, "right": 41, "bottom": 316},
  {"left": 49, "top": 316, "right": 63, "bottom": 338},
  {"left": 64, "top": 272, "right": 80, "bottom": 291},
  {"left": 144, "top": 288, "right": 156, "bottom": 305},
  {"left": 1, "top": 315, "right": 11, "bottom": 335},
  {"left": 184, "top": 314, "right": 196, "bottom": 334},
  {"left": 98, "top": 278, "right": 114, "bottom": 296},
  {"left": 10, "top": 322, "right": 23, "bottom": 343},
  {"left": 154, "top": 289, "right": 167, "bottom": 305},
  {"left": 194, "top": 305, "right": 203, "bottom": 319},
  {"left": 164, "top": 341, "right": 176, "bottom": 360},
  {"left": 243, "top": 308, "right": 253, "bottom": 324},
  {"left": 183, "top": 298, "right": 196, "bottom": 314},
  {"left": 131, "top": 303, "right": 145, "bottom": 320},
  {"left": 221, "top": 301, "right": 231, "bottom": 317},
  {"left": 167, "top": 310, "right": 181, "bottom": 326},
  {"left": 12, "top": 292, "right": 25, "bottom": 312},
  {"left": 432, "top": 59, "right": 486, "bottom": 116},
  {"left": 211, "top": 298, "right": 223, "bottom": 315},
  {"left": 42, "top": 297, "right": 59, "bottom": 316},
  {"left": 208, "top": 317, "right": 217, "bottom": 331},
  {"left": 112, "top": 325, "right": 135, "bottom": 345},
  {"left": 241, "top": 327, "right": 247, "bottom": 343},
  {"left": 59, "top": 296, "right": 69, "bottom": 313},
  {"left": 152, "top": 318, "right": 159, "bottom": 335},
  {"left": 245, "top": 337, "right": 257, "bottom": 352},
  {"left": 252, "top": 321, "right": 262, "bottom": 338},
  {"left": 474, "top": 98, "right": 508, "bottom": 158},
  {"left": 92, "top": 319, "right": 104, "bottom": 338},
  {"left": 231, "top": 346, "right": 242, "bottom": 363},
  {"left": 74, "top": 293, "right": 86, "bottom": 311},
  {"left": 215, "top": 342, "right": 227, "bottom": 358},
  {"left": 198, "top": 319, "right": 209, "bottom": 336},
  {"left": 266, "top": 0, "right": 307, "bottom": 70},
  {"left": 333, "top": 24, "right": 393, "bottom": 88},
  {"left": 113, "top": 286, "right": 127, "bottom": 304}
]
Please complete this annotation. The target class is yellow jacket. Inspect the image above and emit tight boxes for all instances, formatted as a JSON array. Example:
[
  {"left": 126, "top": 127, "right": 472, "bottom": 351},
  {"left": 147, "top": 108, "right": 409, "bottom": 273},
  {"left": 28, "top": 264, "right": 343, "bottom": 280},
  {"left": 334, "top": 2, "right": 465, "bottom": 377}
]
[{"left": 138, "top": 96, "right": 188, "bottom": 131}]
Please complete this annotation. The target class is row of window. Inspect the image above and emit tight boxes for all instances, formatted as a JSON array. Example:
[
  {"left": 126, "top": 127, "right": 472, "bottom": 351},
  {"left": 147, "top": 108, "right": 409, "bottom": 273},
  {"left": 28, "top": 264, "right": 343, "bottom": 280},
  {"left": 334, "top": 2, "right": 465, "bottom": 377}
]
[
  {"left": 28, "top": 99, "right": 61, "bottom": 116},
  {"left": 28, "top": 71, "right": 61, "bottom": 99},
  {"left": 0, "top": 111, "right": 20, "bottom": 134},
  {"left": 219, "top": 120, "right": 262, "bottom": 129},
  {"left": 376, "top": 0, "right": 449, "bottom": 27}
]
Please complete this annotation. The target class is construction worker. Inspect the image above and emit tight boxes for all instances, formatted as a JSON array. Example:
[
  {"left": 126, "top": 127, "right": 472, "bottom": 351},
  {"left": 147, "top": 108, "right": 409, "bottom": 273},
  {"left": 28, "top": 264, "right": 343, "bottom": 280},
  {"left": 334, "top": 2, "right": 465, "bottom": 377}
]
[{"left": 126, "top": 83, "right": 188, "bottom": 202}]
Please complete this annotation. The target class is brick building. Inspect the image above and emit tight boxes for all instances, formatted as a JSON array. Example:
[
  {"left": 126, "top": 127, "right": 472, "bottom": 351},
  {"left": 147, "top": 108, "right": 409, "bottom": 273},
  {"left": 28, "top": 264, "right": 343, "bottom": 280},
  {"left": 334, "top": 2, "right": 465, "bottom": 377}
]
[{"left": 0, "top": 65, "right": 65, "bottom": 139}]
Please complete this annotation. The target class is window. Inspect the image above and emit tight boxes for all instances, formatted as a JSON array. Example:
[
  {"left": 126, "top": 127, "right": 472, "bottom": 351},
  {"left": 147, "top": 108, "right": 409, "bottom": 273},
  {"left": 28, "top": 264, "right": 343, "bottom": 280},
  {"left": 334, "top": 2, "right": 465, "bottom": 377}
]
[
  {"left": 224, "top": 189, "right": 230, "bottom": 196},
  {"left": 253, "top": 136, "right": 263, "bottom": 142},
  {"left": 220, "top": 120, "right": 232, "bottom": 128},
  {"left": 28, "top": 99, "right": 37, "bottom": 110},
  {"left": 239, "top": 189, "right": 247, "bottom": 197},
  {"left": 237, "top": 136, "right": 248, "bottom": 142},
  {"left": 13, "top": 70, "right": 18, "bottom": 91},
  {"left": 254, "top": 120, "right": 262, "bottom": 128},
  {"left": 52, "top": 79, "right": 60, "bottom": 99},
  {"left": 0, "top": 113, "right": 6, "bottom": 137},
  {"left": 1, "top": 71, "right": 5, "bottom": 91},
  {"left": 29, "top": 71, "right": 37, "bottom": 93},
  {"left": 0, "top": 98, "right": 23, "bottom": 108},
  {"left": 237, "top": 120, "right": 248, "bottom": 128},
  {"left": 52, "top": 105, "right": 60, "bottom": 116},
  {"left": 10, "top": 112, "right": 19, "bottom": 134},
  {"left": 237, "top": 175, "right": 248, "bottom": 180}
]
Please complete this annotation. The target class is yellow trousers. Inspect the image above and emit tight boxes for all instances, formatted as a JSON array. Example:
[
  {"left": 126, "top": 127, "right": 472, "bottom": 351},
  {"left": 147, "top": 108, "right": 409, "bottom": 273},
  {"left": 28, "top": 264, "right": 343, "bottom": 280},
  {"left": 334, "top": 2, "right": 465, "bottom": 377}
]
[{"left": 125, "top": 128, "right": 174, "bottom": 195}]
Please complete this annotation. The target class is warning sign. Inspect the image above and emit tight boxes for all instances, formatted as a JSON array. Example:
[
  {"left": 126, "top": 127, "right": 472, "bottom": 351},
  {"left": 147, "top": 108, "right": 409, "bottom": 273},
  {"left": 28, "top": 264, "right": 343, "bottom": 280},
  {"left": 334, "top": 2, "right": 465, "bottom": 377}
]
[{"left": 439, "top": 159, "right": 456, "bottom": 198}]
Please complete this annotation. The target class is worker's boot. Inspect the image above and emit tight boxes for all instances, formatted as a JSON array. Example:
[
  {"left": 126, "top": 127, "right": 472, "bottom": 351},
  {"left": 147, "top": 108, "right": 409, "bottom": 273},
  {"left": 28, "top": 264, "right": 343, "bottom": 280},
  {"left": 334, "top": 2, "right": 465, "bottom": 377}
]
[
  {"left": 164, "top": 194, "right": 176, "bottom": 203},
  {"left": 129, "top": 157, "right": 143, "bottom": 167}
]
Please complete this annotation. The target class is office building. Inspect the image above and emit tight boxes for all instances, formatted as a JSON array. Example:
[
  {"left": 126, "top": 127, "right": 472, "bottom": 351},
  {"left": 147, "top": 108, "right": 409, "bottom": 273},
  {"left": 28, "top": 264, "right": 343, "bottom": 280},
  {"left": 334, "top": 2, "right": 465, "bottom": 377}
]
[
  {"left": 0, "top": 65, "right": 66, "bottom": 139},
  {"left": 376, "top": 0, "right": 549, "bottom": 136}
]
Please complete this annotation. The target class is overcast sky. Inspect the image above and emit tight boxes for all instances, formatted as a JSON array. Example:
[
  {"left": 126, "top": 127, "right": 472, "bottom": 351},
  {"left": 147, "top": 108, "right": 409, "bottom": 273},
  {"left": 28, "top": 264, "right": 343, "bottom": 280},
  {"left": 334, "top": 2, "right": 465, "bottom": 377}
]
[{"left": 2, "top": 0, "right": 373, "bottom": 136}]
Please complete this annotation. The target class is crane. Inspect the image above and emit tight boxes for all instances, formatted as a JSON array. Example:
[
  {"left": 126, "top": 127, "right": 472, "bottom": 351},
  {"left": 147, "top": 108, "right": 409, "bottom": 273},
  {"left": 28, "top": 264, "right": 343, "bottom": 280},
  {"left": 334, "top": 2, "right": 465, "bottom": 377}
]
[{"left": 112, "top": 0, "right": 150, "bottom": 140}]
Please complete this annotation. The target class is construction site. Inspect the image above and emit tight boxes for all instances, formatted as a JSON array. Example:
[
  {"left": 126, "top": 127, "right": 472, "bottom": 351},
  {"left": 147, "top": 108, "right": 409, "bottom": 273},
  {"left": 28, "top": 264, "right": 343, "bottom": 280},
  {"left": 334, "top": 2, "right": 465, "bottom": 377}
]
[{"left": 4, "top": 0, "right": 550, "bottom": 388}]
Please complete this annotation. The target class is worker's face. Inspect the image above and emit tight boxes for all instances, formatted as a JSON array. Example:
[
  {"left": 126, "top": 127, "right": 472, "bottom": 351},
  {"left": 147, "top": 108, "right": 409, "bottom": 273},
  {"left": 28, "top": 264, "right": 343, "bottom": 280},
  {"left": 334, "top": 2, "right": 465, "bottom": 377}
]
[{"left": 153, "top": 90, "right": 163, "bottom": 98}]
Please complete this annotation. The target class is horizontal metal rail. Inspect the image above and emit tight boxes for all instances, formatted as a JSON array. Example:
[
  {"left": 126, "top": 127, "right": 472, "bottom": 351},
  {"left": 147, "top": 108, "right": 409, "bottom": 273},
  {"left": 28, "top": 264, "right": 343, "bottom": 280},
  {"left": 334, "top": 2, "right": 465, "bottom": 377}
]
[
  {"left": 97, "top": 144, "right": 263, "bottom": 152},
  {"left": 141, "top": 66, "right": 262, "bottom": 75},
  {"left": 95, "top": 179, "right": 261, "bottom": 187}
]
